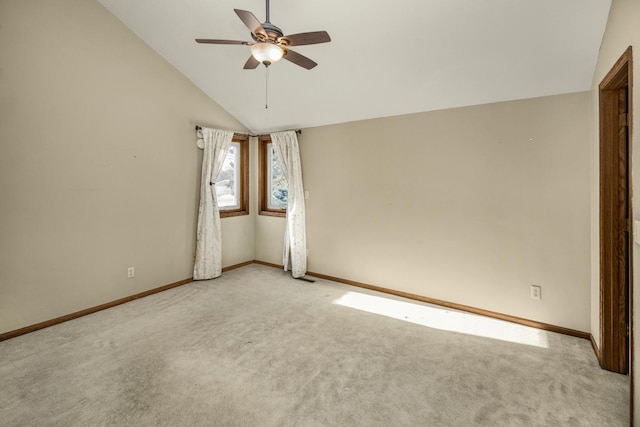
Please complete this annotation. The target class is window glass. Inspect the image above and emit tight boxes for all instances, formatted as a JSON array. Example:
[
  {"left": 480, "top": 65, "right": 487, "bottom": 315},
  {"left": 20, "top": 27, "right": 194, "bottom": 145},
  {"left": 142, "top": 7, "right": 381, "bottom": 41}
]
[
  {"left": 259, "top": 136, "right": 286, "bottom": 217},
  {"left": 216, "top": 142, "right": 241, "bottom": 210},
  {"left": 267, "top": 144, "right": 287, "bottom": 209}
]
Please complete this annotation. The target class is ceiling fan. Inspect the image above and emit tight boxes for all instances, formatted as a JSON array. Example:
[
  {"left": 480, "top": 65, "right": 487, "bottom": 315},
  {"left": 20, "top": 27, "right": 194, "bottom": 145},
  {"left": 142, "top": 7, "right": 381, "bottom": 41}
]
[{"left": 195, "top": 0, "right": 331, "bottom": 70}]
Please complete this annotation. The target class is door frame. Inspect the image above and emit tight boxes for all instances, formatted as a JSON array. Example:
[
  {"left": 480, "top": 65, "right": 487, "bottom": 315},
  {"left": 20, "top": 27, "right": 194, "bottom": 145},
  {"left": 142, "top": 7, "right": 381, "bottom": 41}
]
[{"left": 599, "top": 46, "right": 633, "bottom": 377}]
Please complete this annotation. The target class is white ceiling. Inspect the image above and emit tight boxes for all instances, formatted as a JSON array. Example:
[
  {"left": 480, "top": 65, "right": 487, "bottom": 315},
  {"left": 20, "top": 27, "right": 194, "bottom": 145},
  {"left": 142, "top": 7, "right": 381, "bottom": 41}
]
[{"left": 97, "top": 0, "right": 611, "bottom": 134}]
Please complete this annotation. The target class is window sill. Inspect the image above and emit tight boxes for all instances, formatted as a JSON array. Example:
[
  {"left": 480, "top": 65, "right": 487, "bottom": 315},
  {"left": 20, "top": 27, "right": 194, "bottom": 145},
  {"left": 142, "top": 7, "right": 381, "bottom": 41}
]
[
  {"left": 259, "top": 210, "right": 286, "bottom": 218},
  {"left": 220, "top": 210, "right": 249, "bottom": 218}
]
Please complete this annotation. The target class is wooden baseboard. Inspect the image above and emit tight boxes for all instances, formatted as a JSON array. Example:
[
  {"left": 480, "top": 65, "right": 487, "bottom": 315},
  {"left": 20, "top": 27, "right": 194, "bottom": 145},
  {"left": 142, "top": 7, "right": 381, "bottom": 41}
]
[
  {"left": 253, "top": 260, "right": 285, "bottom": 269},
  {"left": 0, "top": 260, "right": 253, "bottom": 342},
  {"left": 254, "top": 260, "right": 591, "bottom": 341},
  {"left": 222, "top": 260, "right": 255, "bottom": 272},
  {"left": 1, "top": 260, "right": 592, "bottom": 344}
]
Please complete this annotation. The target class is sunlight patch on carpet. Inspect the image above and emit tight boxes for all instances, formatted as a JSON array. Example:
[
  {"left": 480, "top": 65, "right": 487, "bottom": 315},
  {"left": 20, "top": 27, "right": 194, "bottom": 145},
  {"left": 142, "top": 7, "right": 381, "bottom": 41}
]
[{"left": 333, "top": 292, "right": 549, "bottom": 348}]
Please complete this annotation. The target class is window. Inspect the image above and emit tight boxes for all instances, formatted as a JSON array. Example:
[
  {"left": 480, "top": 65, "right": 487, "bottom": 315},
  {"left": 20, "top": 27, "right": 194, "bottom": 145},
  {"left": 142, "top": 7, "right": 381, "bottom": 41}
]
[
  {"left": 215, "top": 134, "right": 248, "bottom": 217},
  {"left": 259, "top": 136, "right": 287, "bottom": 216}
]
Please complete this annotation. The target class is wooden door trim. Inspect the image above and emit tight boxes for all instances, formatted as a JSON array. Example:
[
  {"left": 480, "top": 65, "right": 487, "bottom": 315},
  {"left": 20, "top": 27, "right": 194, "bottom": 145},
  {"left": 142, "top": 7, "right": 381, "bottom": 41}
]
[
  {"left": 601, "top": 47, "right": 633, "bottom": 90},
  {"left": 598, "top": 46, "right": 633, "bottom": 377}
]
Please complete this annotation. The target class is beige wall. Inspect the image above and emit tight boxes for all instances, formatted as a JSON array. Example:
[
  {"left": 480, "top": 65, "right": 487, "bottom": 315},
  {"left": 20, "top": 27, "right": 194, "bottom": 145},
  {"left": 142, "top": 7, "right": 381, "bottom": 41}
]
[
  {"left": 589, "top": 0, "right": 640, "bottom": 421},
  {"left": 0, "top": 0, "right": 253, "bottom": 334},
  {"left": 256, "top": 92, "right": 592, "bottom": 332}
]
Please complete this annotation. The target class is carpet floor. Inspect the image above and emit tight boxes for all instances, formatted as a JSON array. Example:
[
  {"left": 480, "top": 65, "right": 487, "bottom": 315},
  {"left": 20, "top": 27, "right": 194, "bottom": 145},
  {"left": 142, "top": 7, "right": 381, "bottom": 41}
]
[{"left": 0, "top": 264, "right": 629, "bottom": 426}]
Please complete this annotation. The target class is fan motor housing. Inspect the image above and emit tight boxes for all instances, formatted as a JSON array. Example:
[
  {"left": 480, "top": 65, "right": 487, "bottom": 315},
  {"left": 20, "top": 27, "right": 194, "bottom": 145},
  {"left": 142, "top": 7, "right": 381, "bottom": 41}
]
[{"left": 253, "top": 22, "right": 284, "bottom": 43}]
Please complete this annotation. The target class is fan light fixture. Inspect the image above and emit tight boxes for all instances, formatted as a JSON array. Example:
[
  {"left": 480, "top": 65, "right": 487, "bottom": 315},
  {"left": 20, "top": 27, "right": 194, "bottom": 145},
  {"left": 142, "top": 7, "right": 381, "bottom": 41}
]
[{"left": 251, "top": 42, "right": 284, "bottom": 66}]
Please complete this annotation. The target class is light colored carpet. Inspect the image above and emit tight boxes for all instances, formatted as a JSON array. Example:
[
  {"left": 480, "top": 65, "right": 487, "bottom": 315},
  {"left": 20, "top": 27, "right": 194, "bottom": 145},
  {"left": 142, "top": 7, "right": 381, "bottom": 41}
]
[{"left": 0, "top": 264, "right": 629, "bottom": 426}]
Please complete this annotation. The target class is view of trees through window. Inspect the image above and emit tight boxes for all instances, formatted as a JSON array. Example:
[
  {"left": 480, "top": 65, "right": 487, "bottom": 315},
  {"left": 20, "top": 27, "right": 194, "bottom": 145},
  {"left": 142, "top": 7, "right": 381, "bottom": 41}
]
[
  {"left": 268, "top": 145, "right": 287, "bottom": 209},
  {"left": 215, "top": 143, "right": 240, "bottom": 209}
]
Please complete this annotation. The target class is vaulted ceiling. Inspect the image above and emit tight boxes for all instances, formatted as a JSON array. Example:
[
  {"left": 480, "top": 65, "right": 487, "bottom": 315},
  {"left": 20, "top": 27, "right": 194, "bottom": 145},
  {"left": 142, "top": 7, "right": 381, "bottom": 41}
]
[{"left": 97, "top": 0, "right": 611, "bottom": 133}]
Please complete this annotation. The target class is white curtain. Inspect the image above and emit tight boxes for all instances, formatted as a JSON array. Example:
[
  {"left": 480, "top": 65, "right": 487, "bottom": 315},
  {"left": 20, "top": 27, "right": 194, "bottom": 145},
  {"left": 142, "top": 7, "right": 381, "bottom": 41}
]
[
  {"left": 193, "top": 128, "right": 234, "bottom": 280},
  {"left": 271, "top": 130, "right": 307, "bottom": 278}
]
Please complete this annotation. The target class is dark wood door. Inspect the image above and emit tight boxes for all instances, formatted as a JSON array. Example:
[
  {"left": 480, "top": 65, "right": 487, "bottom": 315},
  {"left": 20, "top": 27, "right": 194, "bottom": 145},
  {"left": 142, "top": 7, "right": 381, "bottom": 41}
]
[{"left": 600, "top": 80, "right": 630, "bottom": 374}]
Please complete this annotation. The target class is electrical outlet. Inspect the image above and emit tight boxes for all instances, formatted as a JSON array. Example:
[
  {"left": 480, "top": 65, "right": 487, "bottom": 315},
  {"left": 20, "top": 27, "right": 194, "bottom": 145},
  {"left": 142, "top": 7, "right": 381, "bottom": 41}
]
[
  {"left": 530, "top": 285, "right": 541, "bottom": 300},
  {"left": 127, "top": 267, "right": 135, "bottom": 278}
]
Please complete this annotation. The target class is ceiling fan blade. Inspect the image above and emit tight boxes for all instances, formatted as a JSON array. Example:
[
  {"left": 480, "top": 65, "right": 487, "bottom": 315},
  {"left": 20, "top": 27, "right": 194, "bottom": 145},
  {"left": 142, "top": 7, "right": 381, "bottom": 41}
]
[
  {"left": 243, "top": 56, "right": 260, "bottom": 70},
  {"left": 234, "top": 9, "right": 267, "bottom": 40},
  {"left": 279, "top": 31, "right": 331, "bottom": 47},
  {"left": 283, "top": 48, "right": 318, "bottom": 70},
  {"left": 195, "top": 39, "right": 251, "bottom": 45}
]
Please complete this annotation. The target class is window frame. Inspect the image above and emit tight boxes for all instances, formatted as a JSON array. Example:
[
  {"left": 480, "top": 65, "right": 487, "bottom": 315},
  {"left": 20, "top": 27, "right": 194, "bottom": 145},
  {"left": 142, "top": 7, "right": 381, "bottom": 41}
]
[
  {"left": 258, "top": 136, "right": 286, "bottom": 217},
  {"left": 218, "top": 134, "right": 249, "bottom": 218}
]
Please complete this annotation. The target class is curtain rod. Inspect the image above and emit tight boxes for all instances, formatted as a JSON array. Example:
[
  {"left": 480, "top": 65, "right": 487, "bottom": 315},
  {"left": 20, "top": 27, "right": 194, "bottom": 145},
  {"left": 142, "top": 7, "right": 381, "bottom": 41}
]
[{"left": 195, "top": 125, "right": 301, "bottom": 138}]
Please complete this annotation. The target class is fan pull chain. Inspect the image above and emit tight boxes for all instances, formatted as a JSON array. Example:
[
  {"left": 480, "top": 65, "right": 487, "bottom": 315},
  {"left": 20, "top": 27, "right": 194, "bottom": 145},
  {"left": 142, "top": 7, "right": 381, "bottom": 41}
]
[{"left": 265, "top": 67, "right": 269, "bottom": 109}]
